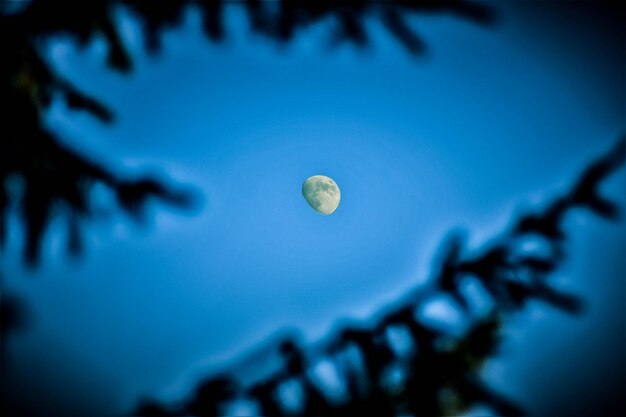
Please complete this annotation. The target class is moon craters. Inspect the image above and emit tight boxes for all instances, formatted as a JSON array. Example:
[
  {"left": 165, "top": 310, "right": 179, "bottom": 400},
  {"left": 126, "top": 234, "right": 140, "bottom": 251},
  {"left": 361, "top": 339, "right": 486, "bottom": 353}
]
[{"left": 302, "top": 175, "right": 341, "bottom": 215}]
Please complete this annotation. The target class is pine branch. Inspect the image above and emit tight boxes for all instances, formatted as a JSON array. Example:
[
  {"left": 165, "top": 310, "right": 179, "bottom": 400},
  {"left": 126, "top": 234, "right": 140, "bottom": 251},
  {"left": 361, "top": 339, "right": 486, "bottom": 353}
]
[
  {"left": 1, "top": 0, "right": 495, "bottom": 265},
  {"left": 134, "top": 137, "right": 625, "bottom": 416}
]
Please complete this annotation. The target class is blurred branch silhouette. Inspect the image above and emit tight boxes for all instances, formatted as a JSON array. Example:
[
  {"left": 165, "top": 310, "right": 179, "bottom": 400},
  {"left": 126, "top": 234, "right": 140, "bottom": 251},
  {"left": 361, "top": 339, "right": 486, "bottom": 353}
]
[
  {"left": 1, "top": 0, "right": 495, "bottom": 265},
  {"left": 135, "top": 136, "right": 625, "bottom": 416},
  {"left": 1, "top": 1, "right": 623, "bottom": 416}
]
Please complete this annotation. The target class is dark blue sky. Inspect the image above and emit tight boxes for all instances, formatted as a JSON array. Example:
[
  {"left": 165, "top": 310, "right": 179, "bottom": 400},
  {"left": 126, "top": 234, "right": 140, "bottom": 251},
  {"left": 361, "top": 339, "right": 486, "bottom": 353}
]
[{"left": 3, "top": 2, "right": 624, "bottom": 415}]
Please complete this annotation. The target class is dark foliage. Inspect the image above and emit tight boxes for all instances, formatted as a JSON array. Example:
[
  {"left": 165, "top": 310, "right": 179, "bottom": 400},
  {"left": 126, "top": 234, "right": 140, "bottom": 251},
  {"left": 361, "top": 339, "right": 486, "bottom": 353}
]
[
  {"left": 1, "top": 0, "right": 495, "bottom": 266},
  {"left": 3, "top": 1, "right": 622, "bottom": 416},
  {"left": 134, "top": 137, "right": 624, "bottom": 416}
]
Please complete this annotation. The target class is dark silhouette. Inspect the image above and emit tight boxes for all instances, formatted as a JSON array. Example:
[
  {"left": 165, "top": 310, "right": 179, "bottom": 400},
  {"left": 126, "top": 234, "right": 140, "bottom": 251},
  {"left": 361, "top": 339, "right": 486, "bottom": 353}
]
[
  {"left": 569, "top": 138, "right": 625, "bottom": 219},
  {"left": 433, "top": 231, "right": 468, "bottom": 311},
  {"left": 1, "top": 2, "right": 623, "bottom": 416},
  {"left": 1, "top": 0, "right": 495, "bottom": 265},
  {"left": 0, "top": 6, "right": 496, "bottom": 412},
  {"left": 186, "top": 376, "right": 237, "bottom": 417},
  {"left": 514, "top": 137, "right": 626, "bottom": 240},
  {"left": 249, "top": 377, "right": 285, "bottom": 417},
  {"left": 133, "top": 137, "right": 625, "bottom": 416}
]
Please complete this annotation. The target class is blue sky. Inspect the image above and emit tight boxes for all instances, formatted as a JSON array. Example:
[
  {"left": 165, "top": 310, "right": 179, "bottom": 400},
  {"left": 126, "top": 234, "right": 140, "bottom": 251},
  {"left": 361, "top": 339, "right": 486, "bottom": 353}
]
[{"left": 3, "top": 2, "right": 624, "bottom": 415}]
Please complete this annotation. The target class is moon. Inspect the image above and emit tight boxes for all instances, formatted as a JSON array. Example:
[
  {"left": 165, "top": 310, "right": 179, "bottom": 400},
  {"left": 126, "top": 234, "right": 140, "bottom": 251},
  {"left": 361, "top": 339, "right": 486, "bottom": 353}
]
[{"left": 302, "top": 175, "right": 341, "bottom": 215}]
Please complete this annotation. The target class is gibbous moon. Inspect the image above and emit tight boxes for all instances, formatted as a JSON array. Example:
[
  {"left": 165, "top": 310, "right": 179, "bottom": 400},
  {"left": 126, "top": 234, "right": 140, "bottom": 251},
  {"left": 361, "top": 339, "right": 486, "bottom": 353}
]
[{"left": 302, "top": 175, "right": 341, "bottom": 215}]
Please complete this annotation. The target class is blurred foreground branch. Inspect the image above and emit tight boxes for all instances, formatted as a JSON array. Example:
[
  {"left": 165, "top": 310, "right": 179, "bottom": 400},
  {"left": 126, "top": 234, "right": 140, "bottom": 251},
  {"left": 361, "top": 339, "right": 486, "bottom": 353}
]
[
  {"left": 135, "top": 136, "right": 625, "bottom": 416},
  {"left": 0, "top": 0, "right": 495, "bottom": 265}
]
